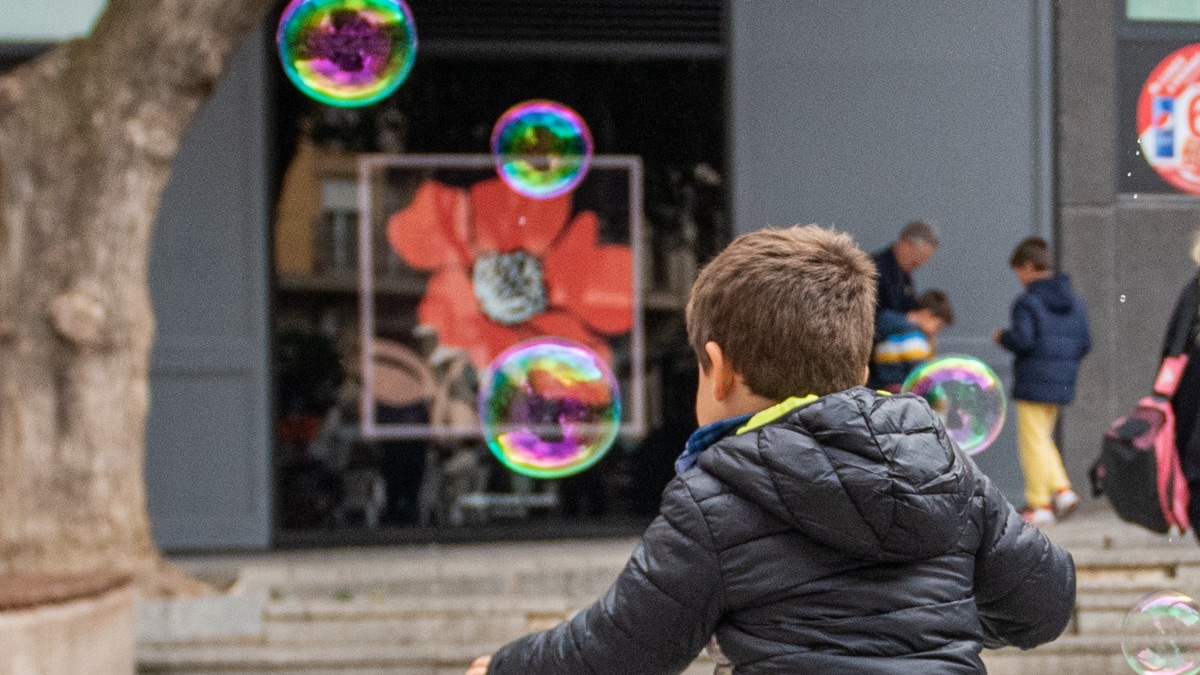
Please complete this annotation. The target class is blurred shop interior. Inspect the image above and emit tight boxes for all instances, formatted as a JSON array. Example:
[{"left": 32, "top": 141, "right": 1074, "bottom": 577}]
[{"left": 266, "top": 0, "right": 728, "bottom": 545}]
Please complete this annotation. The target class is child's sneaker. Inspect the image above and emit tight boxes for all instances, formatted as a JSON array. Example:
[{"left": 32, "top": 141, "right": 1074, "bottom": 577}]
[
  {"left": 1052, "top": 488, "right": 1079, "bottom": 521},
  {"left": 1021, "top": 506, "right": 1056, "bottom": 528}
]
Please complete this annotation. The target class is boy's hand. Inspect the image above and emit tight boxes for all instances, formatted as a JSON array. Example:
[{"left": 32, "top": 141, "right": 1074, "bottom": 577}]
[
  {"left": 992, "top": 328, "right": 1003, "bottom": 345},
  {"left": 466, "top": 655, "right": 491, "bottom": 674}
]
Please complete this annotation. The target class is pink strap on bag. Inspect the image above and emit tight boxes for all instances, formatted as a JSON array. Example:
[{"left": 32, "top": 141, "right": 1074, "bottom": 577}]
[
  {"left": 1154, "top": 354, "right": 1189, "bottom": 398},
  {"left": 1145, "top": 395, "right": 1192, "bottom": 531},
  {"left": 1152, "top": 354, "right": 1192, "bottom": 531}
]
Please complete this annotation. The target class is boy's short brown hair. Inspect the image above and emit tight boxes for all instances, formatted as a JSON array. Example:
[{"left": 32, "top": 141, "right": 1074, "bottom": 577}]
[
  {"left": 686, "top": 225, "right": 877, "bottom": 400},
  {"left": 1009, "top": 236, "right": 1052, "bottom": 271},
  {"left": 915, "top": 289, "right": 954, "bottom": 326}
]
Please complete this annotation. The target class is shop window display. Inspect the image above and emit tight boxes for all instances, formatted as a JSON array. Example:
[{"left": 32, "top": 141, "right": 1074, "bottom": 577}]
[{"left": 270, "top": 57, "right": 725, "bottom": 544}]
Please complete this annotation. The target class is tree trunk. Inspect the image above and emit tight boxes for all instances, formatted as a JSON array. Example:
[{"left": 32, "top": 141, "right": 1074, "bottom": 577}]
[{"left": 0, "top": 0, "right": 275, "bottom": 592}]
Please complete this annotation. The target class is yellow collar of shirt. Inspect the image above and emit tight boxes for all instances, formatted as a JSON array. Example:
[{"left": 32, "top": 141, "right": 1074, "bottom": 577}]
[
  {"left": 735, "top": 395, "right": 819, "bottom": 435},
  {"left": 734, "top": 390, "right": 892, "bottom": 436}
]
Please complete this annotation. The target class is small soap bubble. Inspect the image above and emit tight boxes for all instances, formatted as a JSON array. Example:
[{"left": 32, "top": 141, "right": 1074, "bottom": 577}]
[
  {"left": 1121, "top": 294, "right": 1128, "bottom": 303},
  {"left": 902, "top": 355, "right": 1006, "bottom": 455},
  {"left": 478, "top": 338, "right": 620, "bottom": 479},
  {"left": 491, "top": 100, "right": 594, "bottom": 199},
  {"left": 277, "top": 0, "right": 417, "bottom": 108},
  {"left": 1122, "top": 591, "right": 1200, "bottom": 675}
]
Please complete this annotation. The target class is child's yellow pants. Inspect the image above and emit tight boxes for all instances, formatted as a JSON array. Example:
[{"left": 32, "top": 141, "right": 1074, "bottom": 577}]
[{"left": 1015, "top": 400, "right": 1071, "bottom": 508}]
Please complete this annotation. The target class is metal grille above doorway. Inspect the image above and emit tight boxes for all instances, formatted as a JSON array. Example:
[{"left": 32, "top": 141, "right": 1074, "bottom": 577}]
[
  {"left": 407, "top": 0, "right": 723, "bottom": 43},
  {"left": 406, "top": 0, "right": 725, "bottom": 59}
]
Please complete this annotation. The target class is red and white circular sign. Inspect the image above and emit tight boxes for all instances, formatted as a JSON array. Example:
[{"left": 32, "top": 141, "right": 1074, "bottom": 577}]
[{"left": 1138, "top": 43, "right": 1200, "bottom": 194}]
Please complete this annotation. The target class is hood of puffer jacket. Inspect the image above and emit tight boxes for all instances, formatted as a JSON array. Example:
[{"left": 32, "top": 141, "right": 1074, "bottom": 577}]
[
  {"left": 697, "top": 387, "right": 975, "bottom": 561},
  {"left": 1027, "top": 274, "right": 1077, "bottom": 313}
]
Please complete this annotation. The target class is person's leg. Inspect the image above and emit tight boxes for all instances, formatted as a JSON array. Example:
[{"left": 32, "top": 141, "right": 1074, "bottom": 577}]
[
  {"left": 1016, "top": 400, "right": 1065, "bottom": 508},
  {"left": 1042, "top": 403, "right": 1081, "bottom": 518},
  {"left": 1189, "top": 478, "right": 1200, "bottom": 543},
  {"left": 1043, "top": 403, "right": 1071, "bottom": 492}
]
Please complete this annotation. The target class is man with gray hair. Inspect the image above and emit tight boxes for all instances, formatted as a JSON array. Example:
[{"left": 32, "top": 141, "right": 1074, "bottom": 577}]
[{"left": 872, "top": 220, "right": 939, "bottom": 316}]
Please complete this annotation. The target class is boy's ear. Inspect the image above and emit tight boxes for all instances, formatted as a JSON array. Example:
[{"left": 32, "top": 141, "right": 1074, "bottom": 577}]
[
  {"left": 704, "top": 341, "right": 737, "bottom": 402},
  {"left": 861, "top": 364, "right": 870, "bottom": 386}
]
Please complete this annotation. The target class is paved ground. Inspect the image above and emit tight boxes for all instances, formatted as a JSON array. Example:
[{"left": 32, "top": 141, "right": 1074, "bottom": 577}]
[{"left": 1039, "top": 500, "right": 1200, "bottom": 558}]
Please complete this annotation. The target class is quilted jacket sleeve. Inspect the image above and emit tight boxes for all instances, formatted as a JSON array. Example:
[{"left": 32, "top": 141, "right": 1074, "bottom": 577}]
[
  {"left": 488, "top": 478, "right": 726, "bottom": 674},
  {"left": 972, "top": 468, "right": 1076, "bottom": 649},
  {"left": 998, "top": 299, "right": 1037, "bottom": 356}
]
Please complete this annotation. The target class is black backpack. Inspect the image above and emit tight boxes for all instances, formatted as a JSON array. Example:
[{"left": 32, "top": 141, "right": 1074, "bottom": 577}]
[
  {"left": 1091, "top": 395, "right": 1188, "bottom": 533},
  {"left": 1090, "top": 301, "right": 1193, "bottom": 534}
]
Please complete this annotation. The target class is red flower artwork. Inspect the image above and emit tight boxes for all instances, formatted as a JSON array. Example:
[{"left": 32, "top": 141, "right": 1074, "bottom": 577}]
[{"left": 387, "top": 177, "right": 634, "bottom": 369}]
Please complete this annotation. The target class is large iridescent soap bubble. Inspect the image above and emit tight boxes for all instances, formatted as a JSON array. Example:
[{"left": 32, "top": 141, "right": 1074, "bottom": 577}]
[
  {"left": 491, "top": 100, "right": 594, "bottom": 199},
  {"left": 1122, "top": 591, "right": 1200, "bottom": 675},
  {"left": 478, "top": 337, "right": 620, "bottom": 479},
  {"left": 277, "top": 0, "right": 417, "bottom": 108},
  {"left": 902, "top": 355, "right": 1006, "bottom": 455}
]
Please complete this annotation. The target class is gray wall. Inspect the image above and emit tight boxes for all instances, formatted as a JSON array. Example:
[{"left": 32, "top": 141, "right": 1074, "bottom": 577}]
[
  {"left": 1058, "top": 1, "right": 1200, "bottom": 506},
  {"left": 144, "top": 31, "right": 272, "bottom": 550},
  {"left": 730, "top": 1, "right": 1054, "bottom": 500}
]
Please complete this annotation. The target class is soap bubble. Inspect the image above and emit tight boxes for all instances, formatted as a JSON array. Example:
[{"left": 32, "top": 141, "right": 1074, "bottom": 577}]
[
  {"left": 902, "top": 355, "right": 1006, "bottom": 455},
  {"left": 478, "top": 338, "right": 620, "bottom": 479},
  {"left": 1122, "top": 591, "right": 1200, "bottom": 675},
  {"left": 491, "top": 100, "right": 594, "bottom": 199},
  {"left": 277, "top": 0, "right": 417, "bottom": 108}
]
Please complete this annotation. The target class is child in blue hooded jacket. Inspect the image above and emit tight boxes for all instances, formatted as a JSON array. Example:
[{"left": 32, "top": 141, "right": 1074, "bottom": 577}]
[{"left": 994, "top": 236, "right": 1091, "bottom": 527}]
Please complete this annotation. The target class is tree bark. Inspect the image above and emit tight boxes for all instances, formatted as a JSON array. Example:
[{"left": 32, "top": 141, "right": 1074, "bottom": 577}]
[{"left": 0, "top": 0, "right": 275, "bottom": 590}]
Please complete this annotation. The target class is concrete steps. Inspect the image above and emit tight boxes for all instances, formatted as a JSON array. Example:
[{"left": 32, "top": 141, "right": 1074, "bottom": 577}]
[
  {"left": 984, "top": 636, "right": 1132, "bottom": 674},
  {"left": 140, "top": 539, "right": 664, "bottom": 673},
  {"left": 140, "top": 639, "right": 719, "bottom": 675},
  {"left": 262, "top": 595, "right": 578, "bottom": 647},
  {"left": 140, "top": 509, "right": 1200, "bottom": 675}
]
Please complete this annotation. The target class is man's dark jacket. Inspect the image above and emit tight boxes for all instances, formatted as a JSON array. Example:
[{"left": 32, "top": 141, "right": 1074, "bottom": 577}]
[
  {"left": 488, "top": 388, "right": 1076, "bottom": 674},
  {"left": 998, "top": 273, "right": 1091, "bottom": 404},
  {"left": 873, "top": 246, "right": 916, "bottom": 316}
]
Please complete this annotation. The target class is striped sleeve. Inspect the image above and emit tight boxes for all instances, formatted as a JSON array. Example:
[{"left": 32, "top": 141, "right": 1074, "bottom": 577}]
[{"left": 873, "top": 331, "right": 931, "bottom": 364}]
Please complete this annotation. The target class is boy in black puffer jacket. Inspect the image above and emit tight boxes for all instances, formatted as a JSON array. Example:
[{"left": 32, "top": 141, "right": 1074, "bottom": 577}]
[
  {"left": 994, "top": 236, "right": 1091, "bottom": 528},
  {"left": 468, "top": 225, "right": 1075, "bottom": 675}
]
